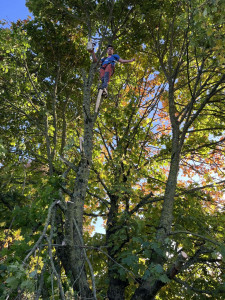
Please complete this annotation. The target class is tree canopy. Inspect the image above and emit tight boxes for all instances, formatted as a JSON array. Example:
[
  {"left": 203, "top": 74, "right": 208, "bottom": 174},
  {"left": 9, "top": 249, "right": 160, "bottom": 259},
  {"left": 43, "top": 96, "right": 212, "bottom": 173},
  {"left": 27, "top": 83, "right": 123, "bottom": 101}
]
[{"left": 0, "top": 0, "right": 225, "bottom": 299}]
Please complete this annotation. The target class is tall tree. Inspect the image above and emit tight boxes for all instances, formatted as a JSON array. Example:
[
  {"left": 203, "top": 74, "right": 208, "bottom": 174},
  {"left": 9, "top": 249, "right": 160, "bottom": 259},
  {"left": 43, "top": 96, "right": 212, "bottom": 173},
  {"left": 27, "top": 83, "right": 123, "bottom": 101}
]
[{"left": 0, "top": 0, "right": 225, "bottom": 299}]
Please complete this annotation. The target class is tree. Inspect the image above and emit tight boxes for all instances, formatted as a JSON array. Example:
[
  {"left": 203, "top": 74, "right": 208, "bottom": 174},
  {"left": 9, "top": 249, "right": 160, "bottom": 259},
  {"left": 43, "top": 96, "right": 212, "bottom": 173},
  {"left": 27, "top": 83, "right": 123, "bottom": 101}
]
[{"left": 0, "top": 0, "right": 225, "bottom": 299}]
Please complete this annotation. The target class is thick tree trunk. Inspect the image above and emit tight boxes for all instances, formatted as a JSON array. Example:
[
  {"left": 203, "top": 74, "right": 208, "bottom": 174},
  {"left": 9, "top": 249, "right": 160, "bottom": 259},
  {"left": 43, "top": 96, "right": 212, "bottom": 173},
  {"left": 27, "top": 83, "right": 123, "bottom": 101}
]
[
  {"left": 157, "top": 80, "right": 181, "bottom": 242},
  {"left": 71, "top": 96, "right": 94, "bottom": 297},
  {"left": 107, "top": 278, "right": 128, "bottom": 300},
  {"left": 132, "top": 81, "right": 182, "bottom": 299},
  {"left": 131, "top": 145, "right": 181, "bottom": 299},
  {"left": 156, "top": 137, "right": 180, "bottom": 242},
  {"left": 106, "top": 195, "right": 128, "bottom": 300},
  {"left": 131, "top": 280, "right": 165, "bottom": 300},
  {"left": 56, "top": 65, "right": 96, "bottom": 298}
]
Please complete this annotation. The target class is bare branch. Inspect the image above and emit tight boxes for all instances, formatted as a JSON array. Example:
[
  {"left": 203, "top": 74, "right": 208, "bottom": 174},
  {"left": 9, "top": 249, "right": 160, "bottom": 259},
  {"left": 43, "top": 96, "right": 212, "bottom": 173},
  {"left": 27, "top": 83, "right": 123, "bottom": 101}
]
[
  {"left": 129, "top": 196, "right": 164, "bottom": 215},
  {"left": 169, "top": 231, "right": 221, "bottom": 246},
  {"left": 23, "top": 200, "right": 59, "bottom": 264},
  {"left": 59, "top": 155, "right": 78, "bottom": 173},
  {"left": 176, "top": 180, "right": 225, "bottom": 197},
  {"left": 87, "top": 190, "right": 110, "bottom": 207}
]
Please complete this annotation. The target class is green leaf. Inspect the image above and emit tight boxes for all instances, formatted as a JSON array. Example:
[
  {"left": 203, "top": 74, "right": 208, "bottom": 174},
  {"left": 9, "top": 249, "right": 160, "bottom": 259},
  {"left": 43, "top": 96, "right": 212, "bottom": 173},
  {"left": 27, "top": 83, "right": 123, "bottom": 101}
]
[
  {"left": 5, "top": 276, "right": 20, "bottom": 289},
  {"left": 154, "top": 264, "right": 164, "bottom": 275},
  {"left": 21, "top": 279, "right": 34, "bottom": 291},
  {"left": 159, "top": 274, "right": 170, "bottom": 283}
]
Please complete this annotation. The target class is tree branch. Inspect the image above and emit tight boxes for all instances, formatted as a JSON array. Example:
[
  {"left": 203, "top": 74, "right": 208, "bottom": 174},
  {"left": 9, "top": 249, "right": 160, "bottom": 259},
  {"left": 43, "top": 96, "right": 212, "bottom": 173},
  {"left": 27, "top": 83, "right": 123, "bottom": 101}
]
[
  {"left": 169, "top": 231, "right": 221, "bottom": 246},
  {"left": 174, "top": 277, "right": 214, "bottom": 296},
  {"left": 23, "top": 200, "right": 59, "bottom": 264}
]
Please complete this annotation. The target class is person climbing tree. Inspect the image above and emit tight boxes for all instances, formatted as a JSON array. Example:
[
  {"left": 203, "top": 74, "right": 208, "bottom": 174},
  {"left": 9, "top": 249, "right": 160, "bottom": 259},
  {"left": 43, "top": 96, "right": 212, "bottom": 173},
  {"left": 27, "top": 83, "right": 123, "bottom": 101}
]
[{"left": 89, "top": 44, "right": 135, "bottom": 97}]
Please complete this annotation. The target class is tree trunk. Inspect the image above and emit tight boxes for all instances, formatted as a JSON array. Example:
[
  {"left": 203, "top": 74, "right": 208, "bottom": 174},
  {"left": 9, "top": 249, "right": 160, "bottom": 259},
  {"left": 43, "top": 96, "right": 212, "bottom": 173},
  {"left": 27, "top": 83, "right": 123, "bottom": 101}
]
[
  {"left": 56, "top": 65, "right": 96, "bottom": 298},
  {"left": 107, "top": 277, "right": 128, "bottom": 300},
  {"left": 131, "top": 280, "right": 165, "bottom": 300},
  {"left": 106, "top": 195, "right": 129, "bottom": 299},
  {"left": 132, "top": 81, "right": 182, "bottom": 299}
]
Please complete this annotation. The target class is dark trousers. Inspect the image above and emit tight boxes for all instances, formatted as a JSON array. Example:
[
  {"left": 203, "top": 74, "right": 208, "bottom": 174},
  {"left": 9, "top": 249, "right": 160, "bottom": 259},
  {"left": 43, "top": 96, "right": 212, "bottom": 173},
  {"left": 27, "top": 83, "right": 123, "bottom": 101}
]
[{"left": 100, "top": 64, "right": 114, "bottom": 89}]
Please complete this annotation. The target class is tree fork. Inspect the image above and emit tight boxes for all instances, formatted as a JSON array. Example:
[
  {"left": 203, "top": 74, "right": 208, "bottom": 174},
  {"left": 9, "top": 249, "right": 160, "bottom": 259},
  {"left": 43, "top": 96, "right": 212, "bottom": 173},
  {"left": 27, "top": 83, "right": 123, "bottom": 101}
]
[{"left": 131, "top": 252, "right": 188, "bottom": 300}]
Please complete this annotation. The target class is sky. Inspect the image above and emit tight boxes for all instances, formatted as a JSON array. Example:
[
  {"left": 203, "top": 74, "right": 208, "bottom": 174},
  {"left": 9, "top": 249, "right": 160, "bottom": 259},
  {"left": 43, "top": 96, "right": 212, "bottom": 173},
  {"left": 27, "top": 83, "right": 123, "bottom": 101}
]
[{"left": 0, "top": 0, "right": 31, "bottom": 23}]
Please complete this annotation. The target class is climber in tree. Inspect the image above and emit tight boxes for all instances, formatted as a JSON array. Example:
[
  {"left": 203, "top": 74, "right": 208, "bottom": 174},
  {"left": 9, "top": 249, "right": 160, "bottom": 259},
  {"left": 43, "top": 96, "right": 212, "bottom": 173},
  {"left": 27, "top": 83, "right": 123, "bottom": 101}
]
[{"left": 89, "top": 44, "right": 135, "bottom": 97}]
